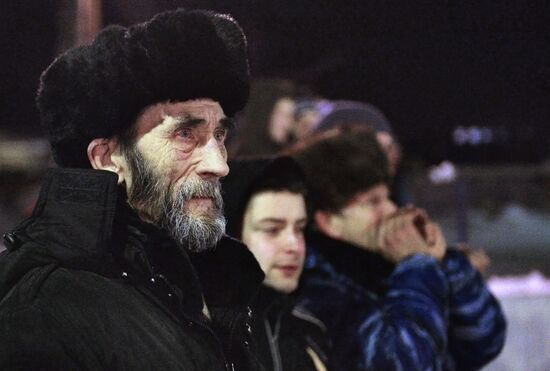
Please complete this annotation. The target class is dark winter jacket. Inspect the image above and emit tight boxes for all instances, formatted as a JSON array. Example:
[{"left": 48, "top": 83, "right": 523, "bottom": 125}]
[
  {"left": 251, "top": 286, "right": 330, "bottom": 371},
  {"left": 0, "top": 168, "right": 265, "bottom": 371},
  {"left": 299, "top": 231, "right": 506, "bottom": 371}
]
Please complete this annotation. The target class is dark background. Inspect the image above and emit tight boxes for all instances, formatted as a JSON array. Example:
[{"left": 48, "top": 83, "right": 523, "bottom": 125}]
[{"left": 2, "top": 0, "right": 550, "bottom": 165}]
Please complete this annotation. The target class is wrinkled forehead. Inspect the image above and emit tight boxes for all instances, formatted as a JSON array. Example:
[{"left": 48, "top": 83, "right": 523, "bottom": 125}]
[{"left": 133, "top": 99, "right": 225, "bottom": 137}]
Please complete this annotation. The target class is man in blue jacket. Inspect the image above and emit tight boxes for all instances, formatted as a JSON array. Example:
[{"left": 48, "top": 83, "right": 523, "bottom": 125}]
[{"left": 291, "top": 125, "right": 506, "bottom": 370}]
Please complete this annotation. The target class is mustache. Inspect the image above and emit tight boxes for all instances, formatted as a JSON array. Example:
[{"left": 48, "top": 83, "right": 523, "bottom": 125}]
[
  {"left": 166, "top": 178, "right": 226, "bottom": 252},
  {"left": 176, "top": 179, "right": 223, "bottom": 210}
]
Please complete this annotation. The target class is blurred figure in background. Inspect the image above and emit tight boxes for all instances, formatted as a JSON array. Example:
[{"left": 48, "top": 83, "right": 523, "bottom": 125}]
[
  {"left": 228, "top": 78, "right": 296, "bottom": 157},
  {"left": 292, "top": 98, "right": 325, "bottom": 141},
  {"left": 222, "top": 156, "right": 331, "bottom": 371},
  {"left": 290, "top": 126, "right": 506, "bottom": 371}
]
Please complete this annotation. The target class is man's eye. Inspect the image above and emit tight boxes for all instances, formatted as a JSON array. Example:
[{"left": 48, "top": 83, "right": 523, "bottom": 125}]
[
  {"left": 261, "top": 228, "right": 280, "bottom": 236},
  {"left": 176, "top": 128, "right": 194, "bottom": 141},
  {"left": 358, "top": 196, "right": 378, "bottom": 207},
  {"left": 365, "top": 200, "right": 379, "bottom": 208},
  {"left": 214, "top": 129, "right": 228, "bottom": 142}
]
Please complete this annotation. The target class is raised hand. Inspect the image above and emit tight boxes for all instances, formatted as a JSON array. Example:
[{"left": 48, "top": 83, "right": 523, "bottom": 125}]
[{"left": 378, "top": 207, "right": 433, "bottom": 263}]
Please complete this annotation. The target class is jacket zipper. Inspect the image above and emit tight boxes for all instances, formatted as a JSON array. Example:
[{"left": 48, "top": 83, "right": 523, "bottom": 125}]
[{"left": 264, "top": 318, "right": 283, "bottom": 371}]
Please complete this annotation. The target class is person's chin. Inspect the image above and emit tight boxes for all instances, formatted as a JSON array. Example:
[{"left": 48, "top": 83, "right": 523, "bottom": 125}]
[{"left": 269, "top": 278, "right": 298, "bottom": 294}]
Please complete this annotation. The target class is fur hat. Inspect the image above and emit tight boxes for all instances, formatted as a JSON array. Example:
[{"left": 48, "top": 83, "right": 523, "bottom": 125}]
[{"left": 37, "top": 9, "right": 250, "bottom": 168}]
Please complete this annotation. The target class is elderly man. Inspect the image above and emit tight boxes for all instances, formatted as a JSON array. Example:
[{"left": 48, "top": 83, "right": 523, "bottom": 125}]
[
  {"left": 291, "top": 126, "right": 506, "bottom": 371},
  {"left": 0, "top": 9, "right": 264, "bottom": 371}
]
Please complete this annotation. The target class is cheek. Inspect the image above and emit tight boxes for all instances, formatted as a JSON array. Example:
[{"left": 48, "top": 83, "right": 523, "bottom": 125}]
[
  {"left": 296, "top": 240, "right": 306, "bottom": 261},
  {"left": 165, "top": 147, "right": 197, "bottom": 182},
  {"left": 138, "top": 140, "right": 179, "bottom": 177},
  {"left": 247, "top": 236, "right": 279, "bottom": 272},
  {"left": 365, "top": 212, "right": 380, "bottom": 228},
  {"left": 174, "top": 147, "right": 194, "bottom": 160},
  {"left": 349, "top": 209, "right": 379, "bottom": 232}
]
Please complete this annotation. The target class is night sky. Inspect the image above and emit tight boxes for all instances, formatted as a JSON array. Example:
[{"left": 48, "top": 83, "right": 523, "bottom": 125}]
[{"left": 2, "top": 1, "right": 550, "bottom": 165}]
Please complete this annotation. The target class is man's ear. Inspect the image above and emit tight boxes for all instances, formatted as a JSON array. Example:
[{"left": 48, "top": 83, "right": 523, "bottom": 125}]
[
  {"left": 314, "top": 210, "right": 343, "bottom": 239},
  {"left": 87, "top": 138, "right": 125, "bottom": 184}
]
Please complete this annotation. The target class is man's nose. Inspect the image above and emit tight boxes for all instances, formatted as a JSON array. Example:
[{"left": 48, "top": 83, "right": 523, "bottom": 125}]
[
  {"left": 377, "top": 199, "right": 397, "bottom": 221},
  {"left": 283, "top": 231, "right": 305, "bottom": 254},
  {"left": 196, "top": 138, "right": 229, "bottom": 179},
  {"left": 385, "top": 200, "right": 398, "bottom": 215}
]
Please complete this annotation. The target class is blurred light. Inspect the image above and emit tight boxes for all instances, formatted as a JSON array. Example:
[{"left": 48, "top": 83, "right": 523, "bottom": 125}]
[
  {"left": 428, "top": 160, "right": 457, "bottom": 184},
  {"left": 453, "top": 125, "right": 497, "bottom": 146}
]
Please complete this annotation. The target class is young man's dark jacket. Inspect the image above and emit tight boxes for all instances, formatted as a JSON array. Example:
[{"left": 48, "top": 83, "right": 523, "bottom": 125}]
[
  {"left": 299, "top": 230, "right": 506, "bottom": 371},
  {"left": 222, "top": 157, "right": 331, "bottom": 371},
  {"left": 251, "top": 285, "right": 330, "bottom": 371},
  {"left": 0, "top": 168, "right": 266, "bottom": 371}
]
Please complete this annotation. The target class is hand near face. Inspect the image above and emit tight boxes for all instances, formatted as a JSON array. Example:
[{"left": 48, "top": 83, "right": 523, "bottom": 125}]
[
  {"left": 424, "top": 221, "right": 446, "bottom": 261},
  {"left": 456, "top": 243, "right": 491, "bottom": 274},
  {"left": 377, "top": 208, "right": 446, "bottom": 263}
]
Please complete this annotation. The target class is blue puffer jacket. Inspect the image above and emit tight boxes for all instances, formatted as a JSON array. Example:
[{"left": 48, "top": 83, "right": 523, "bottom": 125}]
[{"left": 297, "top": 232, "right": 506, "bottom": 371}]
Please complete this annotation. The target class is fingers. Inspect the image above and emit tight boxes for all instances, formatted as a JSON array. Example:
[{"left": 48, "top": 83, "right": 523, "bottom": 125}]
[
  {"left": 424, "top": 222, "right": 444, "bottom": 246},
  {"left": 377, "top": 206, "right": 449, "bottom": 263},
  {"left": 463, "top": 247, "right": 491, "bottom": 274},
  {"left": 378, "top": 208, "right": 431, "bottom": 262},
  {"left": 412, "top": 212, "right": 428, "bottom": 240}
]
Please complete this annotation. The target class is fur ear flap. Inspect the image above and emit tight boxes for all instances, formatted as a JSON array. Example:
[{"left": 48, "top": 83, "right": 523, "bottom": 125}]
[
  {"left": 314, "top": 210, "right": 343, "bottom": 239},
  {"left": 87, "top": 138, "right": 125, "bottom": 184}
]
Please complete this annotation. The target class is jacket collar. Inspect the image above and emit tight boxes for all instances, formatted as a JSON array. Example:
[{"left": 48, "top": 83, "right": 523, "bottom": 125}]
[
  {"left": 306, "top": 230, "right": 395, "bottom": 296},
  {"left": 22, "top": 168, "right": 120, "bottom": 271},
  {"left": 15, "top": 168, "right": 263, "bottom": 307},
  {"left": 253, "top": 284, "right": 293, "bottom": 318}
]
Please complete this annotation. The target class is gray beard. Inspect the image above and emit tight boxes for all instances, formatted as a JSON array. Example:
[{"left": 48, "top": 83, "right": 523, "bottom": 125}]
[
  {"left": 124, "top": 146, "right": 226, "bottom": 252},
  {"left": 165, "top": 180, "right": 226, "bottom": 252}
]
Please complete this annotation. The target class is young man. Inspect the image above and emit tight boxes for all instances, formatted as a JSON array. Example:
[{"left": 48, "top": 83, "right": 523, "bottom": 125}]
[
  {"left": 222, "top": 156, "right": 330, "bottom": 371},
  {"left": 291, "top": 126, "right": 506, "bottom": 371},
  {"left": 0, "top": 9, "right": 265, "bottom": 370}
]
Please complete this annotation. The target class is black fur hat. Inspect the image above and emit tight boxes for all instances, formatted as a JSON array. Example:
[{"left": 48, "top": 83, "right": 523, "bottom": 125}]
[{"left": 37, "top": 9, "right": 250, "bottom": 168}]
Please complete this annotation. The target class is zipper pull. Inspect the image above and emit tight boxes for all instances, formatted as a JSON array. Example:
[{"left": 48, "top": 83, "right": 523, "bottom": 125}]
[
  {"left": 225, "top": 362, "right": 235, "bottom": 371},
  {"left": 3, "top": 232, "right": 19, "bottom": 251}
]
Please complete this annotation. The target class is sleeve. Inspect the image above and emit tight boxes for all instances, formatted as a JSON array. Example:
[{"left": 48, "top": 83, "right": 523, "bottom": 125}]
[
  {"left": 356, "top": 254, "right": 449, "bottom": 371},
  {"left": 440, "top": 248, "right": 507, "bottom": 370}
]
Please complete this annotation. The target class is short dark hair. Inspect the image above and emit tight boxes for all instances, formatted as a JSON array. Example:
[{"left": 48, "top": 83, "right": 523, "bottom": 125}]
[
  {"left": 290, "top": 124, "right": 390, "bottom": 214},
  {"left": 222, "top": 156, "right": 306, "bottom": 239},
  {"left": 247, "top": 157, "right": 307, "bottom": 198}
]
